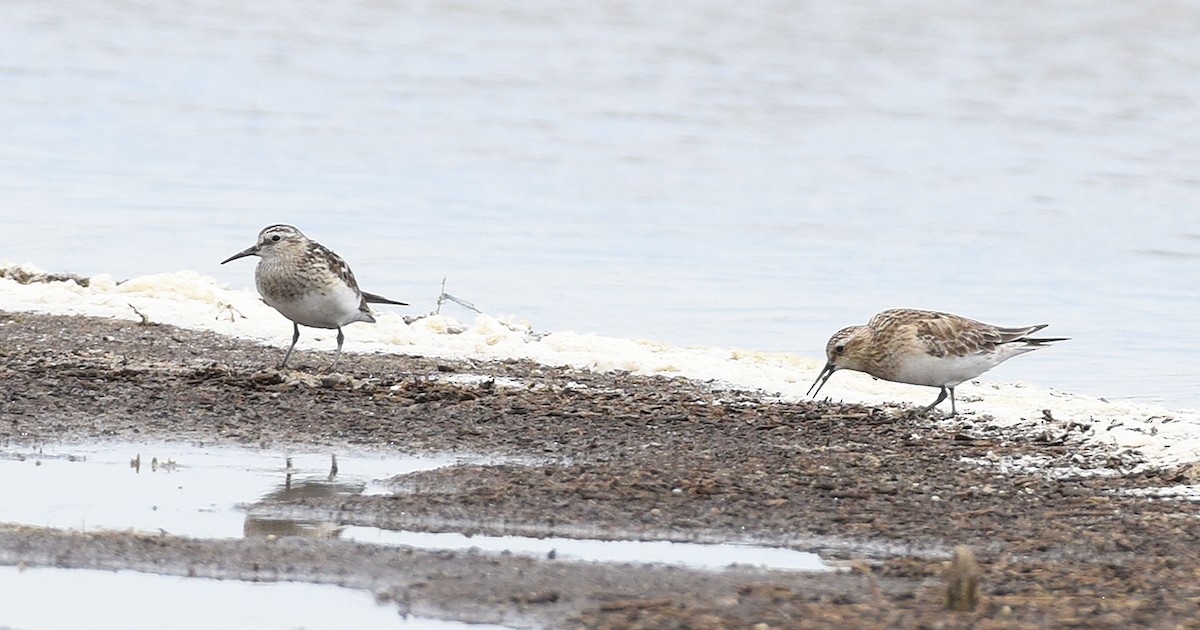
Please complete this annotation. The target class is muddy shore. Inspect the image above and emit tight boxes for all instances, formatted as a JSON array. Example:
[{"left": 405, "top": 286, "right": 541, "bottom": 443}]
[{"left": 2, "top": 310, "right": 1199, "bottom": 628}]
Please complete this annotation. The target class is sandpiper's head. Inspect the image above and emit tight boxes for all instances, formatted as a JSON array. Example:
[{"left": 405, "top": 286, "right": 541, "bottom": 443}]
[
  {"left": 807, "top": 325, "right": 868, "bottom": 398},
  {"left": 221, "top": 224, "right": 307, "bottom": 264}
]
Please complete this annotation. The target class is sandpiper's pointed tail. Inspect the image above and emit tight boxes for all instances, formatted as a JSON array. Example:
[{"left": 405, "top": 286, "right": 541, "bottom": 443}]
[
  {"left": 1019, "top": 336, "right": 1070, "bottom": 346},
  {"left": 993, "top": 323, "right": 1048, "bottom": 343},
  {"left": 362, "top": 291, "right": 408, "bottom": 306},
  {"left": 995, "top": 322, "right": 1068, "bottom": 347}
]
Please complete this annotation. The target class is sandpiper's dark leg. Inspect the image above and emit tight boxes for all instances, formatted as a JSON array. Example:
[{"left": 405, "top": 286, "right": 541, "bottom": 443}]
[
  {"left": 280, "top": 321, "right": 300, "bottom": 368},
  {"left": 330, "top": 326, "right": 345, "bottom": 372},
  {"left": 949, "top": 387, "right": 957, "bottom": 416},
  {"left": 922, "top": 386, "right": 949, "bottom": 414}
]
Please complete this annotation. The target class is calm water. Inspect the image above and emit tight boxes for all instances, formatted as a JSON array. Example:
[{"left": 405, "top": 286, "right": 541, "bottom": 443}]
[
  {"left": 0, "top": 567, "right": 508, "bottom": 629},
  {"left": 0, "top": 442, "right": 827, "bottom": 571},
  {"left": 1, "top": 1, "right": 1197, "bottom": 406}
]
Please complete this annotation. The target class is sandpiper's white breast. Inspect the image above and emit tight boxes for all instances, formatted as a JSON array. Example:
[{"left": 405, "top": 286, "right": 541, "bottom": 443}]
[
  {"left": 886, "top": 353, "right": 994, "bottom": 388},
  {"left": 886, "top": 343, "right": 1039, "bottom": 388},
  {"left": 255, "top": 260, "right": 372, "bottom": 329}
]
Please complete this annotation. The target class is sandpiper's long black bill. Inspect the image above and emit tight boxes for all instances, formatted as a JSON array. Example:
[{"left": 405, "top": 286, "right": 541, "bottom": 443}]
[
  {"left": 807, "top": 362, "right": 838, "bottom": 398},
  {"left": 220, "top": 245, "right": 258, "bottom": 264}
]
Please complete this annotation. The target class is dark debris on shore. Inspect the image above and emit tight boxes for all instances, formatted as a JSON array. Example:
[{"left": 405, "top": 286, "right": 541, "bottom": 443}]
[{"left": 3, "top": 310, "right": 1200, "bottom": 628}]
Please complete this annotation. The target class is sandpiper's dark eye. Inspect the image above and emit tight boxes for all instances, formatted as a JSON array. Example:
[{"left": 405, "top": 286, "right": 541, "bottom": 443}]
[
  {"left": 271, "top": 235, "right": 281, "bottom": 242},
  {"left": 834, "top": 344, "right": 845, "bottom": 354}
]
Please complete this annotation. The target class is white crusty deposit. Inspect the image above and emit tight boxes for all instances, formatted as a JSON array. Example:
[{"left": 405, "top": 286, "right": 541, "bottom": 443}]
[{"left": 2, "top": 261, "right": 1198, "bottom": 473}]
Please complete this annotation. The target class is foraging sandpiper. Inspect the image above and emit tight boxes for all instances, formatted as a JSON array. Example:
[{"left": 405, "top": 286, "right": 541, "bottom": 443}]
[{"left": 808, "top": 308, "right": 1067, "bottom": 415}]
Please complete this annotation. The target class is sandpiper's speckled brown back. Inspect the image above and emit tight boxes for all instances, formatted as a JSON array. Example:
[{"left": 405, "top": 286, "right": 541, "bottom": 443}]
[{"left": 865, "top": 308, "right": 1047, "bottom": 360}]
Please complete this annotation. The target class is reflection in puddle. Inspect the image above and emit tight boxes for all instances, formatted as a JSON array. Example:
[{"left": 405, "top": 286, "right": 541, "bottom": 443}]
[
  {"left": 0, "top": 442, "right": 829, "bottom": 572},
  {"left": 338, "top": 526, "right": 829, "bottom": 571},
  {"left": 0, "top": 566, "right": 510, "bottom": 630},
  {"left": 0, "top": 443, "right": 454, "bottom": 538}
]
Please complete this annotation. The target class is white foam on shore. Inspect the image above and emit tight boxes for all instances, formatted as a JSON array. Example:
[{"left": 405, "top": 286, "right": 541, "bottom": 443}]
[{"left": 3, "top": 263, "right": 1199, "bottom": 471}]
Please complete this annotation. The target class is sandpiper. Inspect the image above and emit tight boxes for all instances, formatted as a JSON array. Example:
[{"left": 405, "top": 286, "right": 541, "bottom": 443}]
[
  {"left": 808, "top": 308, "right": 1067, "bottom": 415},
  {"left": 221, "top": 224, "right": 407, "bottom": 370}
]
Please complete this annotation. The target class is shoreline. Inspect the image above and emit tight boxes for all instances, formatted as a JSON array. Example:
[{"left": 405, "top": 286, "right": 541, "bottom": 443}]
[
  {"left": 3, "top": 263, "right": 1198, "bottom": 472},
  {"left": 2, "top": 310, "right": 1200, "bottom": 627}
]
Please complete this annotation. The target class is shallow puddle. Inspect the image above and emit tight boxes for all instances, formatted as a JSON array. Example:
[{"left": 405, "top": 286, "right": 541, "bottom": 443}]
[
  {"left": 0, "top": 442, "right": 828, "bottom": 572},
  {"left": 0, "top": 442, "right": 454, "bottom": 538},
  {"left": 338, "top": 526, "right": 828, "bottom": 571},
  {"left": 0, "top": 566, "right": 511, "bottom": 630}
]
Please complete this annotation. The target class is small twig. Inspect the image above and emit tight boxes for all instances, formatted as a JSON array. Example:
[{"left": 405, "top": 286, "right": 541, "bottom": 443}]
[
  {"left": 441, "top": 292, "right": 482, "bottom": 313},
  {"left": 215, "top": 302, "right": 246, "bottom": 322},
  {"left": 435, "top": 277, "right": 482, "bottom": 314},
  {"left": 128, "top": 304, "right": 154, "bottom": 326}
]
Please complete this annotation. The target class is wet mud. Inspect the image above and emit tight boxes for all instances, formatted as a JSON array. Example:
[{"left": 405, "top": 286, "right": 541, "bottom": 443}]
[{"left": 3, "top": 310, "right": 1200, "bottom": 628}]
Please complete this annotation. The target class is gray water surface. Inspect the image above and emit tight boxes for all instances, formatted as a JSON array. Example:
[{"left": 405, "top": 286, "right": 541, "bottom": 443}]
[
  {"left": 0, "top": 566, "right": 510, "bottom": 630},
  {"left": 0, "top": 442, "right": 828, "bottom": 571},
  {"left": 2, "top": 1, "right": 1197, "bottom": 406}
]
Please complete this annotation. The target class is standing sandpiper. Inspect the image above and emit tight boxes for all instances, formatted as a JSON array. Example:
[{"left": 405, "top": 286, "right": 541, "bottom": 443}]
[
  {"left": 808, "top": 308, "right": 1068, "bottom": 415},
  {"left": 221, "top": 224, "right": 407, "bottom": 370}
]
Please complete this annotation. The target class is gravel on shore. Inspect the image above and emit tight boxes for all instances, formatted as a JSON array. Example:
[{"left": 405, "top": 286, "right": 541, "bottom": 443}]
[{"left": 2, "top": 310, "right": 1198, "bottom": 628}]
